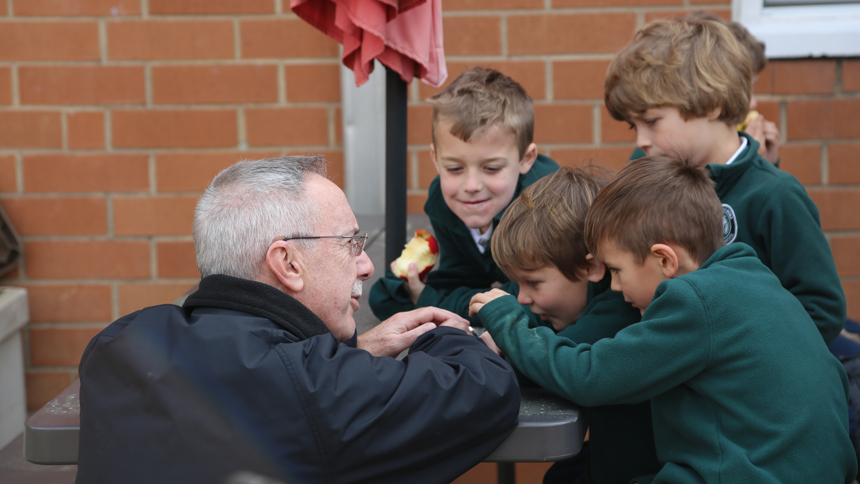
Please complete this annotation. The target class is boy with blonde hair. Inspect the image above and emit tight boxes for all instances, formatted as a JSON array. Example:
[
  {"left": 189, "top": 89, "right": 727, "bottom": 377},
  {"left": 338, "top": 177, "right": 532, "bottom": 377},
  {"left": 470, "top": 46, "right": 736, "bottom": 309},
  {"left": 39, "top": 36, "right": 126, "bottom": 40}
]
[
  {"left": 472, "top": 156, "right": 857, "bottom": 483},
  {"left": 370, "top": 67, "right": 558, "bottom": 324},
  {"left": 474, "top": 166, "right": 661, "bottom": 484},
  {"left": 605, "top": 17, "right": 845, "bottom": 345}
]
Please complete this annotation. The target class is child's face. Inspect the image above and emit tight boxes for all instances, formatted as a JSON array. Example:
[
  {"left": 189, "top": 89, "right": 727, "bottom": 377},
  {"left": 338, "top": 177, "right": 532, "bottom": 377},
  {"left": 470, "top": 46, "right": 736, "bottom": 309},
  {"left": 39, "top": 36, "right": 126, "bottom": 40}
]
[
  {"left": 431, "top": 120, "right": 536, "bottom": 234},
  {"left": 510, "top": 265, "right": 591, "bottom": 331},
  {"left": 628, "top": 107, "right": 721, "bottom": 166},
  {"left": 598, "top": 242, "right": 668, "bottom": 316}
]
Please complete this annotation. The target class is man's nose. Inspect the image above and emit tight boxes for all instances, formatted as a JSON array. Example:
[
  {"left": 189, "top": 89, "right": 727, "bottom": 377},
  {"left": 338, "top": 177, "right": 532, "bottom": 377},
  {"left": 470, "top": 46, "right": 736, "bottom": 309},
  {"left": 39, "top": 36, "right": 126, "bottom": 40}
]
[{"left": 357, "top": 250, "right": 374, "bottom": 281}]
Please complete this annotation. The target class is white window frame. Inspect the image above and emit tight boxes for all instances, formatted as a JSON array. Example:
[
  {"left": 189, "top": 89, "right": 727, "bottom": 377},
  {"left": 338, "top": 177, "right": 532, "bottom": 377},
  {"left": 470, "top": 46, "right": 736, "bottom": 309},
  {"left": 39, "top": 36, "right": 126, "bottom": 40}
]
[{"left": 734, "top": 0, "right": 860, "bottom": 58}]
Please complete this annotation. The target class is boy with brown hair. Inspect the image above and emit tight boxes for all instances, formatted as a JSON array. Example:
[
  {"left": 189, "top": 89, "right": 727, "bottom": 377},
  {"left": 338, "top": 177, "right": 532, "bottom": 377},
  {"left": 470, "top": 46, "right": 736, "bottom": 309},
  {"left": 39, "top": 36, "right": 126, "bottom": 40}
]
[
  {"left": 472, "top": 155, "right": 857, "bottom": 484},
  {"left": 606, "top": 16, "right": 846, "bottom": 346},
  {"left": 369, "top": 66, "right": 558, "bottom": 324},
  {"left": 472, "top": 166, "right": 661, "bottom": 484}
]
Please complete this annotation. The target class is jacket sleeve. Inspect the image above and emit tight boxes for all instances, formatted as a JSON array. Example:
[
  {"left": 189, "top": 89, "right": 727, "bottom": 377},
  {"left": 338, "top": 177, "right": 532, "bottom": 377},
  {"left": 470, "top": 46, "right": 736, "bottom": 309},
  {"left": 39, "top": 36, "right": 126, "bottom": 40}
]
[
  {"left": 477, "top": 285, "right": 710, "bottom": 407},
  {"left": 753, "top": 178, "right": 846, "bottom": 345},
  {"left": 278, "top": 327, "right": 521, "bottom": 484}
]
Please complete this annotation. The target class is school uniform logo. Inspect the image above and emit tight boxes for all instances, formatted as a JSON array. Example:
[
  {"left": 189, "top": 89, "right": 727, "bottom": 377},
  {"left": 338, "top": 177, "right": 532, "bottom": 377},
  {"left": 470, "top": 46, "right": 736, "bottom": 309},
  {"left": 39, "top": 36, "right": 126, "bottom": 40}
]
[{"left": 722, "top": 204, "right": 738, "bottom": 244}]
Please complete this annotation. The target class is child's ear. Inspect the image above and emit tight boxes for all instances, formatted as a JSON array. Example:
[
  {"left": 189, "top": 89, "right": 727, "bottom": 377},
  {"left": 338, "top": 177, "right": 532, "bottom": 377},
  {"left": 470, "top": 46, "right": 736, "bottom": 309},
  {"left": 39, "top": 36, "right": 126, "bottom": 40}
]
[
  {"left": 266, "top": 241, "right": 305, "bottom": 293},
  {"left": 584, "top": 253, "right": 606, "bottom": 283},
  {"left": 518, "top": 143, "right": 538, "bottom": 175},
  {"left": 707, "top": 107, "right": 722, "bottom": 121},
  {"left": 650, "top": 244, "right": 679, "bottom": 278},
  {"left": 430, "top": 143, "right": 441, "bottom": 174}
]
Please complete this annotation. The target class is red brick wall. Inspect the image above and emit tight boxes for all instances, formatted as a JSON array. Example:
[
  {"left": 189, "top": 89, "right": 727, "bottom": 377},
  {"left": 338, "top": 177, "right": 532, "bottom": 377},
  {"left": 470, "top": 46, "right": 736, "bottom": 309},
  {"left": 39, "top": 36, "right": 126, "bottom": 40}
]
[{"left": 1, "top": 0, "right": 858, "bottom": 411}]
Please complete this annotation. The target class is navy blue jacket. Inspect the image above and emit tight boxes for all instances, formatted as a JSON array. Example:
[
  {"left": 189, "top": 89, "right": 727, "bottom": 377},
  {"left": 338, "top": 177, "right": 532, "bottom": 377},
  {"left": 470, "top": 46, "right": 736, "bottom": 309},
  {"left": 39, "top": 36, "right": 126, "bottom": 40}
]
[{"left": 76, "top": 275, "right": 520, "bottom": 484}]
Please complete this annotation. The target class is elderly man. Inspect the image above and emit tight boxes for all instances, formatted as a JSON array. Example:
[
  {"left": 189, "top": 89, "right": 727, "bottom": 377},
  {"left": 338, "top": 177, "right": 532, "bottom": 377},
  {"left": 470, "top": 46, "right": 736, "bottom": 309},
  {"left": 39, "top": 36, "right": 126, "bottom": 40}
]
[{"left": 76, "top": 156, "right": 520, "bottom": 484}]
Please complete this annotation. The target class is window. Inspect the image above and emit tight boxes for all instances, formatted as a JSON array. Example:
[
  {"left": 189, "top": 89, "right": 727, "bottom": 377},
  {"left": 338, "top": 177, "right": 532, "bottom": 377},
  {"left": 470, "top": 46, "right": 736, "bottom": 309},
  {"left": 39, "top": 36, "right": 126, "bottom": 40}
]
[{"left": 734, "top": 0, "right": 860, "bottom": 57}]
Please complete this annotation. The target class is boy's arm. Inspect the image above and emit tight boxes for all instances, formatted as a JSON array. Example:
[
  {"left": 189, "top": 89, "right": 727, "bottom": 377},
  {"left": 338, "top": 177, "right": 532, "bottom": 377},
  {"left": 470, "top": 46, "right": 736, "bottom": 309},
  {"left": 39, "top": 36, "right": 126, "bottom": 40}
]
[
  {"left": 755, "top": 179, "right": 846, "bottom": 344},
  {"left": 475, "top": 285, "right": 710, "bottom": 407}
]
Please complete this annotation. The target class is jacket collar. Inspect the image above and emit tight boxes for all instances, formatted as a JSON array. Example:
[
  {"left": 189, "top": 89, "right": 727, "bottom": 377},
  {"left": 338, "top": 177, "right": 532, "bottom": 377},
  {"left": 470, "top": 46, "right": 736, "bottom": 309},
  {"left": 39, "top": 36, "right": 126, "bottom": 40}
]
[
  {"left": 183, "top": 274, "right": 332, "bottom": 341},
  {"left": 706, "top": 132, "right": 762, "bottom": 194}
]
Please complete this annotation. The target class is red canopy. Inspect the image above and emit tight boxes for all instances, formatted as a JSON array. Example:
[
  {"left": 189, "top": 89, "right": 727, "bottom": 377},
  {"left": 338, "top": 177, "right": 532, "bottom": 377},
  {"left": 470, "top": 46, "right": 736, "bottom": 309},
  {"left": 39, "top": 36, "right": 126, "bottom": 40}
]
[{"left": 291, "top": 0, "right": 447, "bottom": 87}]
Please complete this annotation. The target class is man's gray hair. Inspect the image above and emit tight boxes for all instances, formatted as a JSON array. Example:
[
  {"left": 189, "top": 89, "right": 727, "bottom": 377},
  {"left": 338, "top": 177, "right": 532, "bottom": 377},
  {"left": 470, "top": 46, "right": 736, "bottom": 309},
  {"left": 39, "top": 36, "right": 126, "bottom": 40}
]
[{"left": 193, "top": 156, "right": 327, "bottom": 280}]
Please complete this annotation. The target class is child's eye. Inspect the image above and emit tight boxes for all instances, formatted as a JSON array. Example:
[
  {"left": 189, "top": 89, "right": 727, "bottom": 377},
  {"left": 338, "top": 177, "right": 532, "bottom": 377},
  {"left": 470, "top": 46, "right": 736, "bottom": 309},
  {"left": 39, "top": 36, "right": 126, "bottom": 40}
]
[
  {"left": 445, "top": 166, "right": 463, "bottom": 174},
  {"left": 609, "top": 268, "right": 619, "bottom": 275},
  {"left": 527, "top": 281, "right": 539, "bottom": 288},
  {"left": 484, "top": 166, "right": 502, "bottom": 173},
  {"left": 644, "top": 118, "right": 657, "bottom": 125}
]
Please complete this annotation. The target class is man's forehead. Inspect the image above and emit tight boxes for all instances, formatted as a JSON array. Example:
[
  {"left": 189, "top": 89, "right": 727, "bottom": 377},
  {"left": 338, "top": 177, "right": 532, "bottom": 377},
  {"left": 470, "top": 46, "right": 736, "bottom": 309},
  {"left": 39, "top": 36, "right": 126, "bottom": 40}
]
[{"left": 306, "top": 174, "right": 359, "bottom": 233}]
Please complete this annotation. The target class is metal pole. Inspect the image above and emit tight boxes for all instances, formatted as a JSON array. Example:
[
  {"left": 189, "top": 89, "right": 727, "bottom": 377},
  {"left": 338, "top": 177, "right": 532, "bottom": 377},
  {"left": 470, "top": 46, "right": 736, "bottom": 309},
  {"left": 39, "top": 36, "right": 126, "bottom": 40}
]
[{"left": 385, "top": 67, "right": 408, "bottom": 265}]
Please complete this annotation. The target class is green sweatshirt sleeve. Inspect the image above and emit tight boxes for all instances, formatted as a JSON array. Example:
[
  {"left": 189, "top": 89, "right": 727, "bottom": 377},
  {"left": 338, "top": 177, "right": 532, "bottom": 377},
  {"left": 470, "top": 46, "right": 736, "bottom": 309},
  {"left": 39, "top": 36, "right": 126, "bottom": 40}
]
[
  {"left": 753, "top": 177, "right": 846, "bottom": 345},
  {"left": 478, "top": 281, "right": 711, "bottom": 407}
]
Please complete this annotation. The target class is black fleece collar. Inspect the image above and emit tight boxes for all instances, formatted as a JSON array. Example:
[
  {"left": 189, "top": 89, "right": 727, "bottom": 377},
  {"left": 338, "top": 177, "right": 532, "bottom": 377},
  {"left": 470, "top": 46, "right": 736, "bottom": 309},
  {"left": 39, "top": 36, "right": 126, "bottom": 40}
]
[{"left": 183, "top": 274, "right": 332, "bottom": 340}]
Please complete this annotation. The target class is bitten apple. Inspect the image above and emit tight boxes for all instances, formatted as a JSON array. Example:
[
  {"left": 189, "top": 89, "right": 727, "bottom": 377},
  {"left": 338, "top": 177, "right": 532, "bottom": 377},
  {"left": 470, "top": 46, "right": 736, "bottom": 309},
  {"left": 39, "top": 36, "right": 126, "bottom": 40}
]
[
  {"left": 393, "top": 230, "right": 439, "bottom": 280},
  {"left": 737, "top": 110, "right": 759, "bottom": 131}
]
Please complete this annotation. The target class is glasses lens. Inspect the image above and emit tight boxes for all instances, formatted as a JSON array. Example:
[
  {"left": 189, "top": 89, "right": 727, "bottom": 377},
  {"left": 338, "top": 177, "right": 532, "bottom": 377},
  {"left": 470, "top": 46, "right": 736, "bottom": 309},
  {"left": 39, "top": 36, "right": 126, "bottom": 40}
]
[{"left": 354, "top": 233, "right": 367, "bottom": 256}]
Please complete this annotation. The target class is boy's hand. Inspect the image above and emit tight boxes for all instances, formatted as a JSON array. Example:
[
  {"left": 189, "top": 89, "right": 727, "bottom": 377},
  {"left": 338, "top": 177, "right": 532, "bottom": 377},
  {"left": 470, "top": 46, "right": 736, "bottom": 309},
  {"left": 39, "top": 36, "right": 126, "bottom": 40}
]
[
  {"left": 392, "top": 261, "right": 426, "bottom": 304},
  {"left": 469, "top": 288, "right": 512, "bottom": 317},
  {"left": 746, "top": 114, "right": 781, "bottom": 165},
  {"left": 480, "top": 331, "right": 503, "bottom": 356}
]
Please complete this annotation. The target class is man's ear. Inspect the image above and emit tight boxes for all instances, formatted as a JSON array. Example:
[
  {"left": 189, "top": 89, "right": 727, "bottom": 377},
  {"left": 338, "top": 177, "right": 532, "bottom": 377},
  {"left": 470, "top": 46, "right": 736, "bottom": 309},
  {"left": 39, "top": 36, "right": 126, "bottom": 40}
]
[
  {"left": 584, "top": 253, "right": 606, "bottom": 283},
  {"left": 266, "top": 241, "right": 304, "bottom": 293},
  {"left": 650, "top": 244, "right": 679, "bottom": 278},
  {"left": 518, "top": 143, "right": 538, "bottom": 175}
]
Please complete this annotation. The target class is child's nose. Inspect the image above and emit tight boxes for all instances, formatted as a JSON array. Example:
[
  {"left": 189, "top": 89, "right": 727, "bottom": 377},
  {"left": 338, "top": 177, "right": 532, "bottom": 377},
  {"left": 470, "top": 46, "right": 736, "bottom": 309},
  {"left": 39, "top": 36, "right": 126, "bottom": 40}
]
[
  {"left": 516, "top": 291, "right": 532, "bottom": 305},
  {"left": 636, "top": 132, "right": 651, "bottom": 150},
  {"left": 464, "top": 172, "right": 482, "bottom": 192}
]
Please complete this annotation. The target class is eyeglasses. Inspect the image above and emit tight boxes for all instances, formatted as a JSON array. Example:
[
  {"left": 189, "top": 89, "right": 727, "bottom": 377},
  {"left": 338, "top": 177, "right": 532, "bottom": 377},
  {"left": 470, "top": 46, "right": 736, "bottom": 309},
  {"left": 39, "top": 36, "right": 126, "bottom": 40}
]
[{"left": 282, "top": 233, "right": 368, "bottom": 257}]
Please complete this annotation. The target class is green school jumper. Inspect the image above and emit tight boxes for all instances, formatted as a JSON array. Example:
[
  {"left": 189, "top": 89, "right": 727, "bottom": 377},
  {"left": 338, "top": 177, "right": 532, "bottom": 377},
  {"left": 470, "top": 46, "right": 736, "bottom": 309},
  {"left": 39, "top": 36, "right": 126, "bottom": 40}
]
[
  {"left": 631, "top": 134, "right": 845, "bottom": 344},
  {"left": 479, "top": 243, "right": 857, "bottom": 484},
  {"left": 486, "top": 276, "right": 661, "bottom": 484},
  {"left": 368, "top": 154, "right": 559, "bottom": 325}
]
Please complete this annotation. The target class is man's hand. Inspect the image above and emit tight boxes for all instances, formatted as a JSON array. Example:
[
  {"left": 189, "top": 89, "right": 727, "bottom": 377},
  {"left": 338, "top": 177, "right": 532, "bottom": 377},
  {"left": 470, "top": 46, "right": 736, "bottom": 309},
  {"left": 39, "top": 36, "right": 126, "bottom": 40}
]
[
  {"left": 391, "top": 261, "right": 426, "bottom": 305},
  {"left": 745, "top": 114, "right": 781, "bottom": 165},
  {"left": 469, "top": 289, "right": 512, "bottom": 317},
  {"left": 358, "top": 307, "right": 467, "bottom": 357}
]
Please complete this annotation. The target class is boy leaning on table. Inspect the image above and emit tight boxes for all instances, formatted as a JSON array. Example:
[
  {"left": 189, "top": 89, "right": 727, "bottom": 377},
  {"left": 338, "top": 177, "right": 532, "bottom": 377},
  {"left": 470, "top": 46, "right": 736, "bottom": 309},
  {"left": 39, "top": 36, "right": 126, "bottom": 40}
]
[
  {"left": 472, "top": 155, "right": 857, "bottom": 484},
  {"left": 368, "top": 66, "right": 558, "bottom": 325}
]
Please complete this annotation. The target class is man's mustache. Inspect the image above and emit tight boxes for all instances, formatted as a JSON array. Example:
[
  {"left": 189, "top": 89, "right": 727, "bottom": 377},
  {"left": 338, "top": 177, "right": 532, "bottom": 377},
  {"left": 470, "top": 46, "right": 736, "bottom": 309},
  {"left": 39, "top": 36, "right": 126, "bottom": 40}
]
[{"left": 352, "top": 280, "right": 363, "bottom": 298}]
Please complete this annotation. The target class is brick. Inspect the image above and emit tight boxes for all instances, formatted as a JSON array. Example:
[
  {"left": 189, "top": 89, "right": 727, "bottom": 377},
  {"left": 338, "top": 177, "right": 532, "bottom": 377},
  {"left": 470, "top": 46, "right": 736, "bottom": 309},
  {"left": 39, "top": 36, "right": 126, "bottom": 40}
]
[
  {"left": 23, "top": 154, "right": 149, "bottom": 193},
  {"left": 787, "top": 99, "right": 860, "bottom": 140},
  {"left": 554, "top": 60, "right": 611, "bottom": 100},
  {"left": 444, "top": 0, "right": 541, "bottom": 9},
  {"left": 779, "top": 144, "right": 821, "bottom": 186},
  {"left": 829, "top": 143, "right": 860, "bottom": 185},
  {"left": 808, "top": 189, "right": 860, "bottom": 231},
  {"left": 25, "top": 240, "right": 150, "bottom": 279},
  {"left": 691, "top": 0, "right": 729, "bottom": 4},
  {"left": 113, "top": 109, "right": 237, "bottom": 148},
  {"left": 549, "top": 147, "right": 634, "bottom": 172},
  {"left": 644, "top": 9, "right": 730, "bottom": 23},
  {"left": 0, "top": 266, "right": 19, "bottom": 281},
  {"left": 0, "top": 67, "right": 10, "bottom": 104},
  {"left": 557, "top": 0, "right": 680, "bottom": 6},
  {"left": 20, "top": 66, "right": 145, "bottom": 105},
  {"left": 24, "top": 284, "right": 112, "bottom": 323},
  {"left": 0, "top": 1, "right": 6, "bottom": 14},
  {"left": 153, "top": 64, "right": 278, "bottom": 105},
  {"left": 150, "top": 0, "right": 273, "bottom": 14},
  {"left": 241, "top": 19, "right": 338, "bottom": 59},
  {"left": 67, "top": 111, "right": 105, "bottom": 149},
  {"left": 25, "top": 371, "right": 74, "bottom": 411},
  {"left": 846, "top": 280, "right": 860, "bottom": 321},
  {"left": 156, "top": 151, "right": 276, "bottom": 192},
  {"left": 442, "top": 16, "right": 501, "bottom": 56},
  {"left": 754, "top": 101, "right": 780, "bottom": 126},
  {"left": 0, "top": 111, "right": 62, "bottom": 148},
  {"left": 418, "top": 61, "right": 545, "bottom": 101},
  {"left": 14, "top": 0, "right": 140, "bottom": 16},
  {"left": 113, "top": 196, "right": 198, "bottom": 236},
  {"left": 408, "top": 105, "right": 433, "bottom": 146},
  {"left": 334, "top": 107, "right": 343, "bottom": 146},
  {"left": 755, "top": 64, "right": 775, "bottom": 94},
  {"left": 0, "top": 22, "right": 99, "bottom": 61},
  {"left": 509, "top": 14, "right": 636, "bottom": 55},
  {"left": 157, "top": 241, "right": 199, "bottom": 279},
  {"left": 119, "top": 283, "right": 192, "bottom": 316},
  {"left": 601, "top": 106, "right": 636, "bottom": 144},
  {"left": 285, "top": 64, "right": 341, "bottom": 103},
  {"left": 832, "top": 236, "right": 860, "bottom": 277},
  {"left": 0, "top": 155, "right": 15, "bottom": 192},
  {"left": 0, "top": 197, "right": 107, "bottom": 235},
  {"left": 108, "top": 20, "right": 233, "bottom": 60},
  {"left": 516, "top": 463, "right": 555, "bottom": 482},
  {"left": 534, "top": 104, "right": 592, "bottom": 144},
  {"left": 245, "top": 107, "right": 328, "bottom": 147},
  {"left": 30, "top": 327, "right": 103, "bottom": 367},
  {"left": 285, "top": 150, "right": 345, "bottom": 189},
  {"left": 452, "top": 462, "right": 495, "bottom": 483},
  {"left": 407, "top": 193, "right": 428, "bottom": 214},
  {"left": 844, "top": 60, "right": 860, "bottom": 93},
  {"left": 416, "top": 150, "right": 438, "bottom": 189},
  {"left": 772, "top": 60, "right": 836, "bottom": 95}
]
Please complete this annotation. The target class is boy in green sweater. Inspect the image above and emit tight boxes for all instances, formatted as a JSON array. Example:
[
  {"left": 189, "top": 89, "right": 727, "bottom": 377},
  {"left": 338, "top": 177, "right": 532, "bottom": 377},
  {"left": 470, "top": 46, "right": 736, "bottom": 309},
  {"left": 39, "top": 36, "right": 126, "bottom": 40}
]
[
  {"left": 369, "top": 67, "right": 558, "bottom": 325},
  {"left": 471, "top": 155, "right": 857, "bottom": 484},
  {"left": 477, "top": 166, "right": 661, "bottom": 484},
  {"left": 606, "top": 17, "right": 845, "bottom": 345}
]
